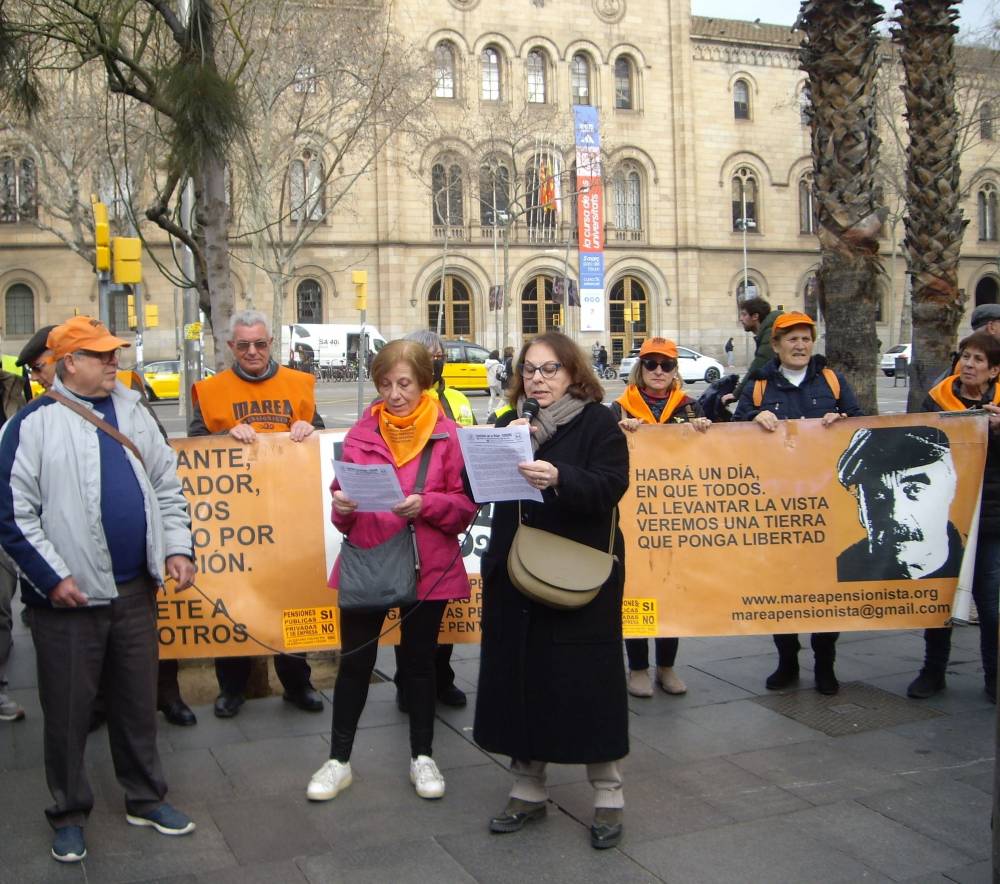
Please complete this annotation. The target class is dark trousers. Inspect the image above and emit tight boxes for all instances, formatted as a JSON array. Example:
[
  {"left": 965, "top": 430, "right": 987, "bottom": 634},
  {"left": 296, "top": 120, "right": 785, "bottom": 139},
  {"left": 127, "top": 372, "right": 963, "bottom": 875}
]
[
  {"left": 393, "top": 643, "right": 456, "bottom": 694},
  {"left": 0, "top": 552, "right": 15, "bottom": 684},
  {"left": 921, "top": 532, "right": 1000, "bottom": 687},
  {"left": 330, "top": 601, "right": 447, "bottom": 762},
  {"left": 30, "top": 576, "right": 166, "bottom": 828},
  {"left": 625, "top": 637, "right": 679, "bottom": 671},
  {"left": 773, "top": 632, "right": 839, "bottom": 664},
  {"left": 215, "top": 652, "right": 312, "bottom": 696}
]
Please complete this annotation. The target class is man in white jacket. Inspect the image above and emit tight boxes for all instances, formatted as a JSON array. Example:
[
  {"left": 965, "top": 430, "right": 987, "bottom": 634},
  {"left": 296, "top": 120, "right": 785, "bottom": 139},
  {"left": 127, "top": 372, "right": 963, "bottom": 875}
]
[{"left": 0, "top": 317, "right": 196, "bottom": 864}]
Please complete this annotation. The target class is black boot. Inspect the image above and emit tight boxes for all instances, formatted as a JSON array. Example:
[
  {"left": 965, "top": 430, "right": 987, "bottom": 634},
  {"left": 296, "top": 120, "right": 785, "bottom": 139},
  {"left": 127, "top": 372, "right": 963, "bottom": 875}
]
[
  {"left": 814, "top": 660, "right": 839, "bottom": 696},
  {"left": 765, "top": 658, "right": 799, "bottom": 690},
  {"left": 907, "top": 668, "right": 946, "bottom": 699}
]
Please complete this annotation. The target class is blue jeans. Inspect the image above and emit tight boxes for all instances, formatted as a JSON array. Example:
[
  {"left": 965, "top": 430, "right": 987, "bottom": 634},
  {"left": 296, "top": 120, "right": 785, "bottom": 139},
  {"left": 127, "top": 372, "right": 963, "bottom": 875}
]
[{"left": 922, "top": 531, "right": 1000, "bottom": 687}]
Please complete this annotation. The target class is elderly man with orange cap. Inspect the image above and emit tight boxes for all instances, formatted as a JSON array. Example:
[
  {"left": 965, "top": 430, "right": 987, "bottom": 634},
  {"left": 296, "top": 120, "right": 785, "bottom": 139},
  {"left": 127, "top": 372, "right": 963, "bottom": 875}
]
[
  {"left": 0, "top": 316, "right": 197, "bottom": 863},
  {"left": 734, "top": 312, "right": 862, "bottom": 695}
]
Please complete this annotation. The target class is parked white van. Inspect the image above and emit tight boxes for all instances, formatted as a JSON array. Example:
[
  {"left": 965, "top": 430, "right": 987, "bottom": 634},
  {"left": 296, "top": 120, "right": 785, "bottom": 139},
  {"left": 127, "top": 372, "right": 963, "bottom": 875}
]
[{"left": 280, "top": 324, "right": 387, "bottom": 370}]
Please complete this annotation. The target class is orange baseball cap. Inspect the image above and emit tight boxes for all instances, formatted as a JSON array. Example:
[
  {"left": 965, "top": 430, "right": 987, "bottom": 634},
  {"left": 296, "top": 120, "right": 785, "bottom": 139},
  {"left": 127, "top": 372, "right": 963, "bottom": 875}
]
[
  {"left": 772, "top": 312, "right": 816, "bottom": 332},
  {"left": 639, "top": 337, "right": 679, "bottom": 359},
  {"left": 47, "top": 316, "right": 130, "bottom": 360}
]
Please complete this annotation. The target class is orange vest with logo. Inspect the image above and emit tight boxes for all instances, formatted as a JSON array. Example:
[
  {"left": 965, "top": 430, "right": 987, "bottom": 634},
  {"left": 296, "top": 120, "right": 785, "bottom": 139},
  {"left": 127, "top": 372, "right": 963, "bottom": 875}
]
[
  {"left": 193, "top": 366, "right": 316, "bottom": 433},
  {"left": 928, "top": 374, "right": 1000, "bottom": 412}
]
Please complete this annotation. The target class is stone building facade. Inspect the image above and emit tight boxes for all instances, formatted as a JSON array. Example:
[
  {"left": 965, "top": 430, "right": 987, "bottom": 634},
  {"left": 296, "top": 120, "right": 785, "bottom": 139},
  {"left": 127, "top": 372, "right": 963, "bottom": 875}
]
[{"left": 1, "top": 0, "right": 998, "bottom": 367}]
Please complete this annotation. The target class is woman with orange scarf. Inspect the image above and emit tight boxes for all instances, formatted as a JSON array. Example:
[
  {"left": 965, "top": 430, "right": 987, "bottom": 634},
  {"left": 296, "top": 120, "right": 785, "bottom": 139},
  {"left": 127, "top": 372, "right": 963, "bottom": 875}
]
[
  {"left": 306, "top": 340, "right": 476, "bottom": 805},
  {"left": 611, "top": 337, "right": 710, "bottom": 698}
]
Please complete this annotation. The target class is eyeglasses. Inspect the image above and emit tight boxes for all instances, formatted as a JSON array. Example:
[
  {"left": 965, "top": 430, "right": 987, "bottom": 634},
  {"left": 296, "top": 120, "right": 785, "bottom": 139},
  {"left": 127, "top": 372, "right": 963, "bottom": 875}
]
[
  {"left": 641, "top": 358, "right": 676, "bottom": 372},
  {"left": 519, "top": 361, "right": 562, "bottom": 379},
  {"left": 74, "top": 349, "right": 120, "bottom": 365},
  {"left": 233, "top": 339, "right": 270, "bottom": 353}
]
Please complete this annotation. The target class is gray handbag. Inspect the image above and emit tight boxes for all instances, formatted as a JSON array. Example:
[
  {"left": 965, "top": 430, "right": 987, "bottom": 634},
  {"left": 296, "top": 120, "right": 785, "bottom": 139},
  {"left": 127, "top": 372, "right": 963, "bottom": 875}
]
[{"left": 336, "top": 437, "right": 439, "bottom": 612}]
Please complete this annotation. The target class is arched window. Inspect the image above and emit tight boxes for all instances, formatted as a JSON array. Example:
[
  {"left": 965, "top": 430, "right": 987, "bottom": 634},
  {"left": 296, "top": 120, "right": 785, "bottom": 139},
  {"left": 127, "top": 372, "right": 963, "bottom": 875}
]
[
  {"left": 0, "top": 154, "right": 37, "bottom": 223},
  {"left": 982, "top": 102, "right": 994, "bottom": 141},
  {"left": 733, "top": 79, "right": 750, "bottom": 120},
  {"left": 427, "top": 276, "right": 472, "bottom": 338},
  {"left": 481, "top": 47, "right": 501, "bottom": 101},
  {"left": 431, "top": 160, "right": 464, "bottom": 235},
  {"left": 799, "top": 173, "right": 817, "bottom": 235},
  {"left": 979, "top": 183, "right": 998, "bottom": 241},
  {"left": 614, "top": 57, "right": 634, "bottom": 110},
  {"left": 736, "top": 278, "right": 762, "bottom": 300},
  {"left": 520, "top": 275, "right": 557, "bottom": 337},
  {"left": 609, "top": 277, "right": 648, "bottom": 362},
  {"left": 288, "top": 149, "right": 325, "bottom": 222},
  {"left": 434, "top": 43, "right": 456, "bottom": 99},
  {"left": 527, "top": 50, "right": 547, "bottom": 104},
  {"left": 732, "top": 166, "right": 758, "bottom": 232},
  {"left": 479, "top": 160, "right": 510, "bottom": 228},
  {"left": 525, "top": 151, "right": 559, "bottom": 243},
  {"left": 571, "top": 54, "right": 591, "bottom": 106},
  {"left": 4, "top": 283, "right": 34, "bottom": 336},
  {"left": 612, "top": 163, "right": 642, "bottom": 240},
  {"left": 296, "top": 278, "right": 323, "bottom": 323}
]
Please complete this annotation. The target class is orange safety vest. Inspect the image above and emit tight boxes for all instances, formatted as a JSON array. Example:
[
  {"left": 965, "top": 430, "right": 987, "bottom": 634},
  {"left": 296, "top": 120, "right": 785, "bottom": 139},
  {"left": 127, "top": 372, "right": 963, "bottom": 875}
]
[
  {"left": 928, "top": 374, "right": 1000, "bottom": 412},
  {"left": 193, "top": 366, "right": 316, "bottom": 434},
  {"left": 616, "top": 386, "right": 689, "bottom": 424}
]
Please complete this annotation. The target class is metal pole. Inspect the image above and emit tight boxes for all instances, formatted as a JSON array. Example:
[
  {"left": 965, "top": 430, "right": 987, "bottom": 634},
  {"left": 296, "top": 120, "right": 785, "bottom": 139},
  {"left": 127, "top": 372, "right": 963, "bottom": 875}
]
[
  {"left": 493, "top": 214, "right": 500, "bottom": 352},
  {"left": 742, "top": 187, "right": 749, "bottom": 297},
  {"left": 502, "top": 218, "right": 511, "bottom": 350},
  {"left": 180, "top": 178, "right": 202, "bottom": 429},
  {"left": 356, "top": 309, "right": 367, "bottom": 418}
]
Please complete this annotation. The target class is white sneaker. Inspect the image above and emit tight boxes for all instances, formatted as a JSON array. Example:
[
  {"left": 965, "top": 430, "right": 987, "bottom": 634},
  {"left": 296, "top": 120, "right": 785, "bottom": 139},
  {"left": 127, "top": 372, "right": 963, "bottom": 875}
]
[
  {"left": 0, "top": 691, "right": 24, "bottom": 722},
  {"left": 409, "top": 755, "right": 445, "bottom": 799},
  {"left": 306, "top": 759, "right": 352, "bottom": 801},
  {"left": 627, "top": 670, "right": 654, "bottom": 698}
]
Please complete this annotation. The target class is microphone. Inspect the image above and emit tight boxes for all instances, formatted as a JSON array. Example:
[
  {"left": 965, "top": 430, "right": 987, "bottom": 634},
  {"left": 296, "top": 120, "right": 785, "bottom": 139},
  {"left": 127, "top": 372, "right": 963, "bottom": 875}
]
[{"left": 521, "top": 398, "right": 540, "bottom": 421}]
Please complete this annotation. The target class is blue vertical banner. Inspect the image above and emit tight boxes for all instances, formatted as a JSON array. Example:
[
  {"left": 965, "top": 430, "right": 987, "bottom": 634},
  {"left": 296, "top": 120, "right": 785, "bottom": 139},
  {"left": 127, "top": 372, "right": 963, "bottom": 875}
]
[{"left": 573, "top": 106, "right": 605, "bottom": 332}]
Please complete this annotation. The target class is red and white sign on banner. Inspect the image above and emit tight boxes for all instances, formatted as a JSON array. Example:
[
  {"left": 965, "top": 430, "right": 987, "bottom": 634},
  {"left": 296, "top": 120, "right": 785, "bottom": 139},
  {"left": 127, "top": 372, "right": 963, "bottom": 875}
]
[{"left": 574, "top": 106, "right": 605, "bottom": 332}]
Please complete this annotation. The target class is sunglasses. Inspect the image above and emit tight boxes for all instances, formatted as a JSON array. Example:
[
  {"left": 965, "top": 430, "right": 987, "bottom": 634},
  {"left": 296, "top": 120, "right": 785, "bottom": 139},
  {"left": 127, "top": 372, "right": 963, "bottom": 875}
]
[
  {"left": 234, "top": 339, "right": 270, "bottom": 353},
  {"left": 641, "top": 357, "right": 676, "bottom": 372},
  {"left": 74, "top": 349, "right": 120, "bottom": 365}
]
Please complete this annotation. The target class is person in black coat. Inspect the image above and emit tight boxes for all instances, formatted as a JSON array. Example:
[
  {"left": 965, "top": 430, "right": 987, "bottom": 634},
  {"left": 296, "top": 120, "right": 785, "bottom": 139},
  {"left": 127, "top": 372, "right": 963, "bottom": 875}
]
[
  {"left": 734, "top": 312, "right": 862, "bottom": 695},
  {"left": 908, "top": 331, "right": 1000, "bottom": 702},
  {"left": 474, "top": 332, "right": 629, "bottom": 850}
]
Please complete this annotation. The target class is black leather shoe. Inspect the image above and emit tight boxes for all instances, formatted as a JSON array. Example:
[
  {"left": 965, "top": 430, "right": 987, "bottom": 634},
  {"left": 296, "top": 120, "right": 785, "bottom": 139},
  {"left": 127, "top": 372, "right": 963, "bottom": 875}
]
[
  {"left": 489, "top": 798, "right": 547, "bottom": 833},
  {"left": 213, "top": 692, "right": 245, "bottom": 718},
  {"left": 765, "top": 661, "right": 799, "bottom": 690},
  {"left": 590, "top": 808, "right": 623, "bottom": 850},
  {"left": 283, "top": 687, "right": 324, "bottom": 712},
  {"left": 158, "top": 699, "right": 197, "bottom": 727},
  {"left": 814, "top": 665, "right": 839, "bottom": 696},
  {"left": 437, "top": 684, "right": 467, "bottom": 708},
  {"left": 907, "top": 669, "right": 945, "bottom": 699}
]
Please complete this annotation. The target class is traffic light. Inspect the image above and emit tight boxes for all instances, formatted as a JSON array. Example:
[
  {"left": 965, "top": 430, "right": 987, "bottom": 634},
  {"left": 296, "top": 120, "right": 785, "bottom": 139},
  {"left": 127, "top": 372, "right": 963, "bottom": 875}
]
[
  {"left": 92, "top": 197, "right": 111, "bottom": 272},
  {"left": 554, "top": 306, "right": 564, "bottom": 327},
  {"left": 352, "top": 270, "right": 368, "bottom": 311},
  {"left": 112, "top": 236, "right": 142, "bottom": 285},
  {"left": 127, "top": 294, "right": 137, "bottom": 329},
  {"left": 145, "top": 305, "right": 159, "bottom": 328}
]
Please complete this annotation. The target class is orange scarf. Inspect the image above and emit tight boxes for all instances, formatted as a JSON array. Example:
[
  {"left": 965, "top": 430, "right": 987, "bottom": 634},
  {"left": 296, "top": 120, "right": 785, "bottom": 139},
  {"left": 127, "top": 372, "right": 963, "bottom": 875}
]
[
  {"left": 372, "top": 393, "right": 439, "bottom": 466},
  {"left": 929, "top": 374, "right": 1000, "bottom": 412},
  {"left": 616, "top": 384, "right": 687, "bottom": 424}
]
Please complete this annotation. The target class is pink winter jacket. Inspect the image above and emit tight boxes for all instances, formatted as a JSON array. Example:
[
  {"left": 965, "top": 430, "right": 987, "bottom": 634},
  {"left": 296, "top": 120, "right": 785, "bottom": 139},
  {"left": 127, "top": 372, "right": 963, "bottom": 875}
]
[{"left": 328, "top": 409, "right": 476, "bottom": 602}]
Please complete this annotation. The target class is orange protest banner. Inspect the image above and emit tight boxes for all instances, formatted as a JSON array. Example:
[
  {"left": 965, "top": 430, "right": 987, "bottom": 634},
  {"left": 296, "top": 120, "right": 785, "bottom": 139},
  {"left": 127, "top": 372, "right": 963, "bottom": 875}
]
[{"left": 620, "top": 412, "right": 987, "bottom": 637}]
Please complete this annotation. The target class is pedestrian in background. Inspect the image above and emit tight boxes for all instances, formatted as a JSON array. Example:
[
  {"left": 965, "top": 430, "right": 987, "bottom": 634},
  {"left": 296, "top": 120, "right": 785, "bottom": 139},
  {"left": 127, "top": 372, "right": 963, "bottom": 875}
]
[
  {"left": 724, "top": 336, "right": 734, "bottom": 367},
  {"left": 486, "top": 349, "right": 503, "bottom": 413}
]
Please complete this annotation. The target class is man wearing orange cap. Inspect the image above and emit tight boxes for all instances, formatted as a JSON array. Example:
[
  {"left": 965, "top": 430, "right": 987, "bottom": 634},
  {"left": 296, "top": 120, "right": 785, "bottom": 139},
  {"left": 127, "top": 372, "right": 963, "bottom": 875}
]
[{"left": 0, "top": 316, "right": 197, "bottom": 862}]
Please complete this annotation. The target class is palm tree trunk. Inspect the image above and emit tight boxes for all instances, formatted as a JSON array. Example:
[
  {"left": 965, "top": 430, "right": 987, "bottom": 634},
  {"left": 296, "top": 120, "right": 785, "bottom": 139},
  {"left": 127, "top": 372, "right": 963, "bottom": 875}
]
[
  {"left": 895, "top": 1, "right": 967, "bottom": 410},
  {"left": 800, "top": 0, "right": 886, "bottom": 416}
]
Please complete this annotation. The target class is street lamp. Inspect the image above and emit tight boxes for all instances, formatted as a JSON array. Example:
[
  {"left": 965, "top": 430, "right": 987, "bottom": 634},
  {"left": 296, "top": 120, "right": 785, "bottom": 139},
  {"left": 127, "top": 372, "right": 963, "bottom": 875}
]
[{"left": 737, "top": 216, "right": 757, "bottom": 299}]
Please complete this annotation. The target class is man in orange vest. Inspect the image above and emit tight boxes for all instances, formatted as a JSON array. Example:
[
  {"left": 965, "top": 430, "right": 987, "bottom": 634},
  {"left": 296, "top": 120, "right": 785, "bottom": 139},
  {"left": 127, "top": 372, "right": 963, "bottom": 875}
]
[{"left": 190, "top": 310, "right": 325, "bottom": 718}]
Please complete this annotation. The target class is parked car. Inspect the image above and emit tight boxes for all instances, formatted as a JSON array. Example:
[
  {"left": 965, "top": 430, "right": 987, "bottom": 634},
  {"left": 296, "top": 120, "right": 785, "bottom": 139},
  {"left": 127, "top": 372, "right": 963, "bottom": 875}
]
[
  {"left": 880, "top": 343, "right": 911, "bottom": 377},
  {"left": 618, "top": 345, "right": 724, "bottom": 384},
  {"left": 441, "top": 340, "right": 491, "bottom": 392},
  {"left": 142, "top": 360, "right": 215, "bottom": 400}
]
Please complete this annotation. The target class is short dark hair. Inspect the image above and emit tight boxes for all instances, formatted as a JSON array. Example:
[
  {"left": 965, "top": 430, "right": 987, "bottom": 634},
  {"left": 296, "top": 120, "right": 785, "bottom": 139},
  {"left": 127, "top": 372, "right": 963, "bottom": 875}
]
[
  {"left": 739, "top": 297, "right": 771, "bottom": 322},
  {"left": 371, "top": 339, "right": 434, "bottom": 391},
  {"left": 958, "top": 330, "right": 1000, "bottom": 368},
  {"left": 506, "top": 332, "right": 604, "bottom": 406}
]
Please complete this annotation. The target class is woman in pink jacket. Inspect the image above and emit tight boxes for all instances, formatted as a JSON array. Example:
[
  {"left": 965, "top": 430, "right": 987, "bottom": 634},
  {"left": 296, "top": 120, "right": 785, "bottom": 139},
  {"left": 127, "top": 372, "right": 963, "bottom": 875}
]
[{"left": 306, "top": 339, "right": 476, "bottom": 804}]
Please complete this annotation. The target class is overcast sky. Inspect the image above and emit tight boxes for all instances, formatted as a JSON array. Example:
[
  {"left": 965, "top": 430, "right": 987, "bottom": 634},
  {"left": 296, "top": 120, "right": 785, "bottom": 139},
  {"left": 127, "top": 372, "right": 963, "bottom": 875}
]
[{"left": 690, "top": 0, "right": 996, "bottom": 39}]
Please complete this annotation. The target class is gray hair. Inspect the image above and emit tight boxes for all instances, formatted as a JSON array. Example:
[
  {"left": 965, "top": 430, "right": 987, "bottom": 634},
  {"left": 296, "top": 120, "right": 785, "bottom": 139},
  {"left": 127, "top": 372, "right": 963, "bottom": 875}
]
[
  {"left": 404, "top": 329, "right": 443, "bottom": 353},
  {"left": 229, "top": 309, "right": 271, "bottom": 339}
]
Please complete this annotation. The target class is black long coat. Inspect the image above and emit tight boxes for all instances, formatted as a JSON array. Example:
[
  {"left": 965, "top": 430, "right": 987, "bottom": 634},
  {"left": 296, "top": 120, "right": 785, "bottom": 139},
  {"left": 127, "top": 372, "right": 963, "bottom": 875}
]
[{"left": 473, "top": 401, "right": 630, "bottom": 764}]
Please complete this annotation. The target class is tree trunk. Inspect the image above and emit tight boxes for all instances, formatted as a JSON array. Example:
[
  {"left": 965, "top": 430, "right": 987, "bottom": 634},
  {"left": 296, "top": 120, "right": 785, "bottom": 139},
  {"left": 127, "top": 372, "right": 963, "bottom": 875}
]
[
  {"left": 895, "top": 1, "right": 967, "bottom": 410},
  {"left": 194, "top": 150, "right": 235, "bottom": 371},
  {"left": 800, "top": 0, "right": 887, "bottom": 417}
]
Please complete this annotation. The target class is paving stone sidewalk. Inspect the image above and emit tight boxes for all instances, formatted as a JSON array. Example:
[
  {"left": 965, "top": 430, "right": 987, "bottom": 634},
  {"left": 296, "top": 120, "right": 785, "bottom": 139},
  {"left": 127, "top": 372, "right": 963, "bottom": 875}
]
[{"left": 0, "top": 608, "right": 994, "bottom": 883}]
